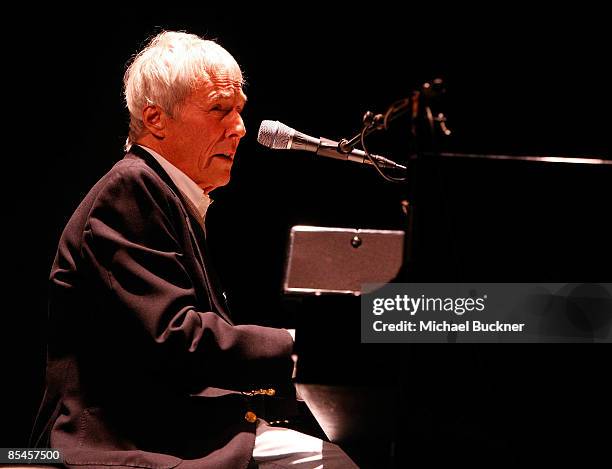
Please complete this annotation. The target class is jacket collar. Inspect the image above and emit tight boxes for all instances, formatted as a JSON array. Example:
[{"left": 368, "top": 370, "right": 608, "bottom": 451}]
[{"left": 127, "top": 144, "right": 182, "bottom": 198}]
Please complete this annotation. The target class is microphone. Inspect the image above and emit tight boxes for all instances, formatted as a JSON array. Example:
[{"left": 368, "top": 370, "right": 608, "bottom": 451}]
[{"left": 257, "top": 120, "right": 406, "bottom": 170}]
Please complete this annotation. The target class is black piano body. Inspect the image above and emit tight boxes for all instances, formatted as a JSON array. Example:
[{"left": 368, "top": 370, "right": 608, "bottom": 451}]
[{"left": 286, "top": 153, "right": 612, "bottom": 467}]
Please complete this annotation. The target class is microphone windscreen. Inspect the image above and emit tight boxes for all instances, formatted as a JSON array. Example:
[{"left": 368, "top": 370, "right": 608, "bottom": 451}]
[{"left": 257, "top": 120, "right": 293, "bottom": 149}]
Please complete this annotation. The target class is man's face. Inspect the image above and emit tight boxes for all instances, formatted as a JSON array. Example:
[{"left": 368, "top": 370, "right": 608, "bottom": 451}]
[{"left": 161, "top": 66, "right": 247, "bottom": 193}]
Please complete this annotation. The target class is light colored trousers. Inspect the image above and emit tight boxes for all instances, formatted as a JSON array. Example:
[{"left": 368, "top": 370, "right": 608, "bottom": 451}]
[{"left": 253, "top": 420, "right": 359, "bottom": 468}]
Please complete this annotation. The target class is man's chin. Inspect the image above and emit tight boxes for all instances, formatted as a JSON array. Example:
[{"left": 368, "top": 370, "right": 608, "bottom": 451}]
[{"left": 200, "top": 175, "right": 231, "bottom": 194}]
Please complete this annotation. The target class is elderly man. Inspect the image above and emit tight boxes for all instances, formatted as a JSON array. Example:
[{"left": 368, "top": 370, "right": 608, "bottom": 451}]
[{"left": 31, "top": 31, "right": 357, "bottom": 468}]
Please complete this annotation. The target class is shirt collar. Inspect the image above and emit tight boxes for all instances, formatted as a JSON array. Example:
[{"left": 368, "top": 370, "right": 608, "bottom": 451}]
[{"left": 137, "top": 145, "right": 212, "bottom": 219}]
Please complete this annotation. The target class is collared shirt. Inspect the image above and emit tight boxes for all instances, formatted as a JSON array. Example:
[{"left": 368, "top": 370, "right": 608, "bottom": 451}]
[{"left": 137, "top": 145, "right": 212, "bottom": 220}]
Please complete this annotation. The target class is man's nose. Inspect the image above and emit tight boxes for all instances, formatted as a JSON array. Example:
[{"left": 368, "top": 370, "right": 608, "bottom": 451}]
[{"left": 226, "top": 112, "right": 246, "bottom": 139}]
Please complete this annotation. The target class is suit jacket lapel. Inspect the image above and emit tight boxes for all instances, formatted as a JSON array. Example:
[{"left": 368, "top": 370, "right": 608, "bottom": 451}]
[{"left": 179, "top": 195, "right": 235, "bottom": 326}]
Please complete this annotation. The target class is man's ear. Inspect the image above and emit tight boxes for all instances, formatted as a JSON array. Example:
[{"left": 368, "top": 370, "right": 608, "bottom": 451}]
[{"left": 141, "top": 105, "right": 167, "bottom": 138}]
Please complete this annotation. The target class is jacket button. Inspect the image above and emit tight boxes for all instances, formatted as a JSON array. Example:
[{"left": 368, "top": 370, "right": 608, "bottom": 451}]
[{"left": 244, "top": 411, "right": 257, "bottom": 423}]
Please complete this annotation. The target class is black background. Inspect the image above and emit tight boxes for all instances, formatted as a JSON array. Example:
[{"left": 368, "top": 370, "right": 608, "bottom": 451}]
[{"left": 7, "top": 5, "right": 610, "bottom": 463}]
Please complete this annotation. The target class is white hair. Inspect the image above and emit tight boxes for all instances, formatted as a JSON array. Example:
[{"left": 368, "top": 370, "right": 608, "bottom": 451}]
[{"left": 123, "top": 31, "right": 243, "bottom": 150}]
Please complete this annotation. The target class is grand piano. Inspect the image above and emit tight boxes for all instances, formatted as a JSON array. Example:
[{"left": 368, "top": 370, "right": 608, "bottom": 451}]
[{"left": 283, "top": 153, "right": 612, "bottom": 467}]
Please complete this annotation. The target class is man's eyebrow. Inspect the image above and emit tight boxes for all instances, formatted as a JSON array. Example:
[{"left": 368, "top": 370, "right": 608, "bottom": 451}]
[{"left": 209, "top": 91, "right": 248, "bottom": 105}]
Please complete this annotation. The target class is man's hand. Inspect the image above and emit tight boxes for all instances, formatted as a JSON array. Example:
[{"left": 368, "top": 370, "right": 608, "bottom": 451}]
[
  {"left": 285, "top": 329, "right": 303, "bottom": 400},
  {"left": 286, "top": 329, "right": 297, "bottom": 379}
]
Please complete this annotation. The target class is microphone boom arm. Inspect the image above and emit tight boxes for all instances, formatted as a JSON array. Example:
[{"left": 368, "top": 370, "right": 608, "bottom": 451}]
[{"left": 338, "top": 92, "right": 418, "bottom": 154}]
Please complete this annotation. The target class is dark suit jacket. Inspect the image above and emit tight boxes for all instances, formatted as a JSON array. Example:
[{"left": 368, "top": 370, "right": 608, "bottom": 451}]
[{"left": 31, "top": 146, "right": 294, "bottom": 468}]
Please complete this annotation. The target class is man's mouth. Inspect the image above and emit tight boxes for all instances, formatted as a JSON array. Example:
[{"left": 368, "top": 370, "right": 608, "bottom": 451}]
[{"left": 213, "top": 153, "right": 234, "bottom": 160}]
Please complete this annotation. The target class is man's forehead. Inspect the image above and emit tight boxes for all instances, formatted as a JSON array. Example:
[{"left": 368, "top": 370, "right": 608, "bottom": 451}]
[{"left": 193, "top": 74, "right": 246, "bottom": 103}]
